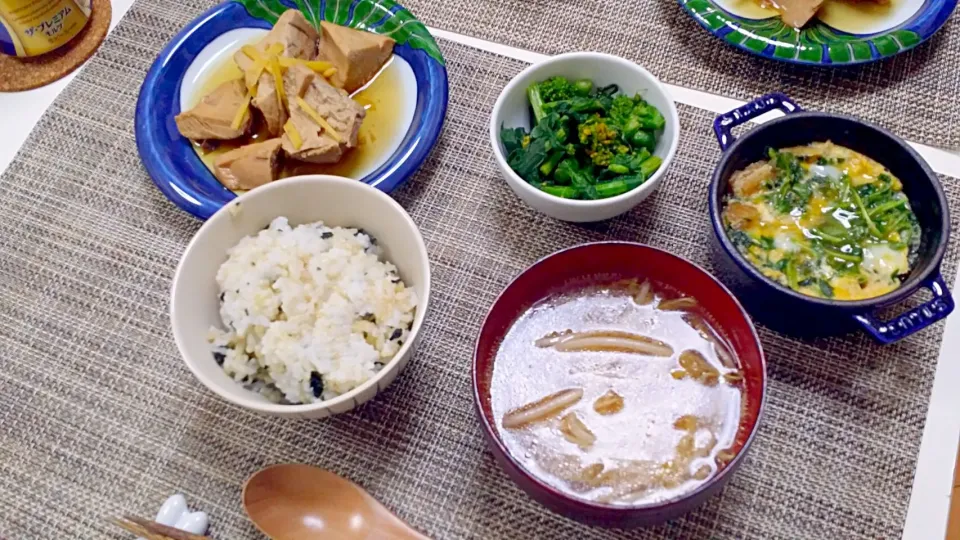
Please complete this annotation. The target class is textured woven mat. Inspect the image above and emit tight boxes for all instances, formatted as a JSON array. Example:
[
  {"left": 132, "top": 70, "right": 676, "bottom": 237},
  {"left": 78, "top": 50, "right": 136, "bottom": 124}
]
[
  {"left": 2, "top": 3, "right": 960, "bottom": 539},
  {"left": 403, "top": 0, "right": 960, "bottom": 150}
]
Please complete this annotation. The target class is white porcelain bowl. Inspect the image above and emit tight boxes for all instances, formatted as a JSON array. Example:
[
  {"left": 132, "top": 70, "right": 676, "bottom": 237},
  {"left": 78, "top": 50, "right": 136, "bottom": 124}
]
[
  {"left": 170, "top": 175, "right": 431, "bottom": 419},
  {"left": 489, "top": 52, "right": 680, "bottom": 223}
]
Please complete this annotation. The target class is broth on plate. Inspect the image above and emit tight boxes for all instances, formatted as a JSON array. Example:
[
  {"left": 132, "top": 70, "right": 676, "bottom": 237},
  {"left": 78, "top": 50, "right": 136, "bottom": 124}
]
[
  {"left": 491, "top": 280, "right": 744, "bottom": 506},
  {"left": 721, "top": 141, "right": 921, "bottom": 301},
  {"left": 726, "top": 0, "right": 898, "bottom": 30}
]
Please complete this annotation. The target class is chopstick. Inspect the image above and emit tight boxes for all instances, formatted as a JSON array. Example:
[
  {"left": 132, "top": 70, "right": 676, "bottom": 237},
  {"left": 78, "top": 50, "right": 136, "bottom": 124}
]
[{"left": 109, "top": 516, "right": 212, "bottom": 540}]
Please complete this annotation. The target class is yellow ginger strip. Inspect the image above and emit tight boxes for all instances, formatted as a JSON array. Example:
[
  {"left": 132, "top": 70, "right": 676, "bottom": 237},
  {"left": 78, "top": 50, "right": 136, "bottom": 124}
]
[
  {"left": 242, "top": 42, "right": 283, "bottom": 61},
  {"left": 278, "top": 57, "right": 333, "bottom": 72},
  {"left": 295, "top": 96, "right": 342, "bottom": 143},
  {"left": 322, "top": 67, "right": 338, "bottom": 79},
  {"left": 242, "top": 43, "right": 285, "bottom": 94},
  {"left": 268, "top": 56, "right": 286, "bottom": 108},
  {"left": 241, "top": 44, "right": 265, "bottom": 62},
  {"left": 231, "top": 94, "right": 252, "bottom": 130},
  {"left": 246, "top": 61, "right": 266, "bottom": 94},
  {"left": 283, "top": 119, "right": 303, "bottom": 150}
]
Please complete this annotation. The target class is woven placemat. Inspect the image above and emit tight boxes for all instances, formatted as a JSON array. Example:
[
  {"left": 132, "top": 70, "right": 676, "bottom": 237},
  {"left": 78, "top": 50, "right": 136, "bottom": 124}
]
[
  {"left": 402, "top": 0, "right": 960, "bottom": 150},
  {"left": 0, "top": 0, "right": 111, "bottom": 92},
  {"left": 1, "top": 3, "right": 959, "bottom": 538}
]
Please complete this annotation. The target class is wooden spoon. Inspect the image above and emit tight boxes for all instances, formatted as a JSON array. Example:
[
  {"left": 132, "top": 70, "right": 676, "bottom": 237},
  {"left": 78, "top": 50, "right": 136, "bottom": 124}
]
[{"left": 243, "top": 464, "right": 429, "bottom": 540}]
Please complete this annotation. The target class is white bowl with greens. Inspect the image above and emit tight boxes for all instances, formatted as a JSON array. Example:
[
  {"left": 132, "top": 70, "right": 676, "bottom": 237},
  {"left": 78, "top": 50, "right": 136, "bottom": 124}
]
[{"left": 490, "top": 52, "right": 679, "bottom": 223}]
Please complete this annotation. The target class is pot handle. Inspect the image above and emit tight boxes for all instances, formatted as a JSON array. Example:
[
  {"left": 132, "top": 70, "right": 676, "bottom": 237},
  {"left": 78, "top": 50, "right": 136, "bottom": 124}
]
[
  {"left": 713, "top": 93, "right": 803, "bottom": 151},
  {"left": 853, "top": 274, "right": 955, "bottom": 345}
]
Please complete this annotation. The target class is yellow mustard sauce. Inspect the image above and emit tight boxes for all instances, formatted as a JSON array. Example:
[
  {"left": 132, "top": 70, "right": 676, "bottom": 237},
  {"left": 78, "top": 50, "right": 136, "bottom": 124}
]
[{"left": 722, "top": 142, "right": 920, "bottom": 301}]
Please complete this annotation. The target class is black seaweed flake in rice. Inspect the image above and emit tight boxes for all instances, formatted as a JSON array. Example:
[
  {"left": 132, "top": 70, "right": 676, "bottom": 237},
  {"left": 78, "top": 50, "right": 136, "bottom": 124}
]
[
  {"left": 219, "top": 292, "right": 225, "bottom": 302},
  {"left": 355, "top": 228, "right": 378, "bottom": 245},
  {"left": 213, "top": 351, "right": 225, "bottom": 366},
  {"left": 360, "top": 312, "right": 376, "bottom": 322},
  {"left": 374, "top": 361, "right": 384, "bottom": 370},
  {"left": 310, "top": 372, "right": 324, "bottom": 398},
  {"left": 321, "top": 231, "right": 333, "bottom": 239},
  {"left": 390, "top": 328, "right": 403, "bottom": 340},
  {"left": 391, "top": 277, "right": 401, "bottom": 284}
]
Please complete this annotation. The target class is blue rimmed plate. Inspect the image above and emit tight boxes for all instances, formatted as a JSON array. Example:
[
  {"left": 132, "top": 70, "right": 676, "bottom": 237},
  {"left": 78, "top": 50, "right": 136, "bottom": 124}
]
[
  {"left": 136, "top": 0, "right": 448, "bottom": 220},
  {"left": 679, "top": 0, "right": 957, "bottom": 65}
]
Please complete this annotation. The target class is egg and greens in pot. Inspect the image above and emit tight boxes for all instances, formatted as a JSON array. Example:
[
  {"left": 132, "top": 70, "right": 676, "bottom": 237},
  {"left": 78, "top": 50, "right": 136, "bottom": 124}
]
[{"left": 721, "top": 141, "right": 921, "bottom": 301}]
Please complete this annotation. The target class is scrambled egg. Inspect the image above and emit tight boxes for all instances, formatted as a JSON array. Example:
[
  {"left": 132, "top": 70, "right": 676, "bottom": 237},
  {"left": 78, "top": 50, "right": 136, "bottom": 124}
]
[{"left": 722, "top": 141, "right": 918, "bottom": 301}]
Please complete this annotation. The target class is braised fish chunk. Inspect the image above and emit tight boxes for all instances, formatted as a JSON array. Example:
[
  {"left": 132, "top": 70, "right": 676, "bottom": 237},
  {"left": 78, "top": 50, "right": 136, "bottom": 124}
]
[
  {"left": 253, "top": 72, "right": 287, "bottom": 137},
  {"left": 280, "top": 64, "right": 366, "bottom": 163},
  {"left": 175, "top": 79, "right": 252, "bottom": 140},
  {"left": 234, "top": 10, "right": 318, "bottom": 76},
  {"left": 319, "top": 21, "right": 395, "bottom": 93},
  {"left": 766, "top": 0, "right": 825, "bottom": 28},
  {"left": 213, "top": 138, "right": 283, "bottom": 190},
  {"left": 281, "top": 106, "right": 344, "bottom": 164}
]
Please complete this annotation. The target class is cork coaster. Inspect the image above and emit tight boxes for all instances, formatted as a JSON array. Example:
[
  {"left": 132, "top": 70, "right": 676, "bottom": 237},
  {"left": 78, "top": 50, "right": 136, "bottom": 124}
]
[{"left": 0, "top": 0, "right": 111, "bottom": 92}]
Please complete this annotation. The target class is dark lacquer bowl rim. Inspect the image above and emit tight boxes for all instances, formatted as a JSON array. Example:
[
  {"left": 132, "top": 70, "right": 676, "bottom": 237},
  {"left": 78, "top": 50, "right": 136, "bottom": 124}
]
[
  {"left": 708, "top": 111, "right": 951, "bottom": 311},
  {"left": 472, "top": 241, "right": 768, "bottom": 515}
]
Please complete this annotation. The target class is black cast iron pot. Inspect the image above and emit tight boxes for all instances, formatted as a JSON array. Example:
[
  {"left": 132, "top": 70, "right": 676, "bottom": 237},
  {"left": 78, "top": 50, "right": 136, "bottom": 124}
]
[{"left": 708, "top": 93, "right": 954, "bottom": 344}]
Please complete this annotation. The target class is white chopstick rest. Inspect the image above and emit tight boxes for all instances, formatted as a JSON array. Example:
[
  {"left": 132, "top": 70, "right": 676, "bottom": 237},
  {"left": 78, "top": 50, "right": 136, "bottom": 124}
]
[{"left": 137, "top": 494, "right": 210, "bottom": 539}]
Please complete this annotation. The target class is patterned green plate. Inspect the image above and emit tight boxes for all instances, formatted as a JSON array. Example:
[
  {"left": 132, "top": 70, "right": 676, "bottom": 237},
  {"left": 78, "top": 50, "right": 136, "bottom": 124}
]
[{"left": 679, "top": 0, "right": 957, "bottom": 65}]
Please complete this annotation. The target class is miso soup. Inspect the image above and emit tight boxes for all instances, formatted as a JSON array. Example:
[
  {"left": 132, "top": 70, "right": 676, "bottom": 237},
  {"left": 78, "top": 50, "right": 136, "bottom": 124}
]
[{"left": 490, "top": 280, "right": 745, "bottom": 506}]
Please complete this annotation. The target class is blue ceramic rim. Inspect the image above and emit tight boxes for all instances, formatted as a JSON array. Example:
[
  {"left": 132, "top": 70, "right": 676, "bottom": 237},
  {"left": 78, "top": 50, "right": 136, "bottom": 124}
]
[
  {"left": 678, "top": 0, "right": 959, "bottom": 66},
  {"left": 135, "top": 1, "right": 448, "bottom": 220},
  {"left": 707, "top": 107, "right": 952, "bottom": 313}
]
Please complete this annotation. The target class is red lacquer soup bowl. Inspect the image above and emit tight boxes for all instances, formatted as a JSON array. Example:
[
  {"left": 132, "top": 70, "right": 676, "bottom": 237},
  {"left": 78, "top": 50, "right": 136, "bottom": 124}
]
[{"left": 473, "top": 242, "right": 767, "bottom": 528}]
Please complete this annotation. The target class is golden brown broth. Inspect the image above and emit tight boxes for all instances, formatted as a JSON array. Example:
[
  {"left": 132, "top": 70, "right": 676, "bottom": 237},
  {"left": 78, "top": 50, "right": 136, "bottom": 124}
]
[
  {"left": 189, "top": 55, "right": 404, "bottom": 190},
  {"left": 738, "top": 0, "right": 898, "bottom": 33},
  {"left": 491, "top": 283, "right": 743, "bottom": 506}
]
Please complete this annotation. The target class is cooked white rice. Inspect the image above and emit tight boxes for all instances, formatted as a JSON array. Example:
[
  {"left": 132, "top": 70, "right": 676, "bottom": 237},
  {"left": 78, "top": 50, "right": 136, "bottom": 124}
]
[{"left": 208, "top": 217, "right": 418, "bottom": 404}]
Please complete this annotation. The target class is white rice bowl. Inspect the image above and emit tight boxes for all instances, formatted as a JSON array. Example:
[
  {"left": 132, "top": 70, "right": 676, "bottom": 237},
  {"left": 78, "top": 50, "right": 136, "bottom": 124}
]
[{"left": 208, "top": 217, "right": 418, "bottom": 404}]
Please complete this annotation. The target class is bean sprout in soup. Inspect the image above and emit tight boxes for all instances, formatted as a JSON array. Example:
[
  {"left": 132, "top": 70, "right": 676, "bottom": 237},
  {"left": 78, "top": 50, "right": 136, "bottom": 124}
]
[{"left": 490, "top": 280, "right": 744, "bottom": 506}]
